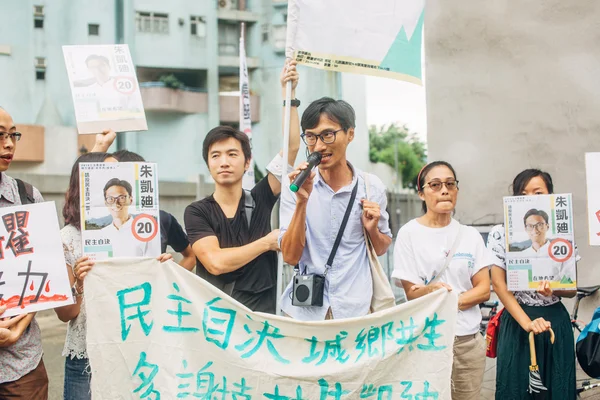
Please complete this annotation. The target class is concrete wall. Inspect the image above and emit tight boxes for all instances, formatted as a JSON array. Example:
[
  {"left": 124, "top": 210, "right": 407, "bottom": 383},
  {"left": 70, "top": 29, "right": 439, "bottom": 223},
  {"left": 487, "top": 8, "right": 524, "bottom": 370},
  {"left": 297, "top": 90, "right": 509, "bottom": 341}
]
[{"left": 425, "top": 0, "right": 600, "bottom": 319}]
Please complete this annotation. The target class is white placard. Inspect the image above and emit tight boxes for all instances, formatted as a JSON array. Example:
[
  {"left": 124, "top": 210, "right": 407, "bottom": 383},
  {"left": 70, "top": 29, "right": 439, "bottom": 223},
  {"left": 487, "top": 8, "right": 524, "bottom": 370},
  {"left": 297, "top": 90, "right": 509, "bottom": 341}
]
[
  {"left": 79, "top": 162, "right": 160, "bottom": 260},
  {"left": 0, "top": 202, "right": 73, "bottom": 317},
  {"left": 503, "top": 194, "right": 576, "bottom": 291},
  {"left": 63, "top": 44, "right": 147, "bottom": 134},
  {"left": 585, "top": 153, "right": 600, "bottom": 246}
]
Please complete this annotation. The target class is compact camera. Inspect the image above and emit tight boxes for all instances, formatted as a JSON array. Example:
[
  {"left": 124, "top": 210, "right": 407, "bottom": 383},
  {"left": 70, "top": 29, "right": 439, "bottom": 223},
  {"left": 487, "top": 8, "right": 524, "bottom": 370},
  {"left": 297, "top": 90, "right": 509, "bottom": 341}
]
[{"left": 292, "top": 272, "right": 325, "bottom": 307}]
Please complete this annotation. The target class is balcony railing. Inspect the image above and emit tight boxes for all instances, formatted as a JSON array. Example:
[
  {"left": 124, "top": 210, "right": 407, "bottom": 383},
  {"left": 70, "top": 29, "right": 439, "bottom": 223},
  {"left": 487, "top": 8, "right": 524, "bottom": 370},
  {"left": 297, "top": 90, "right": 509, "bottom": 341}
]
[{"left": 140, "top": 82, "right": 208, "bottom": 114}]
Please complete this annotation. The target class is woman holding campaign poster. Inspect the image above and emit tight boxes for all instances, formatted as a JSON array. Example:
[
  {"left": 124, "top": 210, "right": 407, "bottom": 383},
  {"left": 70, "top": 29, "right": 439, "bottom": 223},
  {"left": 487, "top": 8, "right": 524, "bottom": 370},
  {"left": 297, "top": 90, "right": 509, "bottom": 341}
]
[
  {"left": 487, "top": 169, "right": 577, "bottom": 399},
  {"left": 392, "top": 161, "right": 495, "bottom": 400},
  {"left": 54, "top": 150, "right": 172, "bottom": 400}
]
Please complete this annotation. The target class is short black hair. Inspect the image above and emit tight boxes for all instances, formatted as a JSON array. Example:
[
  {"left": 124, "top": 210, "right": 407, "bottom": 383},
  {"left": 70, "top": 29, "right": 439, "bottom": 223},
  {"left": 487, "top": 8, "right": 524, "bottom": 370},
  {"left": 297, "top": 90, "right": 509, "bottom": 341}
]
[
  {"left": 113, "top": 150, "right": 145, "bottom": 162},
  {"left": 511, "top": 169, "right": 554, "bottom": 196},
  {"left": 301, "top": 97, "right": 356, "bottom": 132},
  {"left": 85, "top": 54, "right": 110, "bottom": 66},
  {"left": 103, "top": 178, "right": 132, "bottom": 198},
  {"left": 416, "top": 161, "right": 458, "bottom": 213},
  {"left": 523, "top": 209, "right": 549, "bottom": 225},
  {"left": 202, "top": 125, "right": 251, "bottom": 164}
]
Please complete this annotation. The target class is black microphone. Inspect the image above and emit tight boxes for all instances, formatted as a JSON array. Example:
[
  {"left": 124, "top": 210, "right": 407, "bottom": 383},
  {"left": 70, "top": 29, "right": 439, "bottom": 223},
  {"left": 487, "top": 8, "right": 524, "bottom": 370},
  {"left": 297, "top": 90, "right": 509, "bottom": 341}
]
[{"left": 290, "top": 152, "right": 322, "bottom": 192}]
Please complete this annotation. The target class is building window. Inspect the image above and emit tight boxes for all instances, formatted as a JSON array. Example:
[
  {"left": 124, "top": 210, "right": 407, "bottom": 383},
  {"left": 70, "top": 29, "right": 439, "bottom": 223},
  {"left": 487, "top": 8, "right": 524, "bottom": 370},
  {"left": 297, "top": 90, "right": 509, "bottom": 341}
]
[
  {"left": 262, "top": 24, "right": 269, "bottom": 42},
  {"left": 190, "top": 16, "right": 206, "bottom": 37},
  {"left": 136, "top": 12, "right": 169, "bottom": 34},
  {"left": 218, "top": 23, "right": 239, "bottom": 56},
  {"left": 34, "top": 57, "right": 46, "bottom": 80},
  {"left": 88, "top": 24, "right": 100, "bottom": 36},
  {"left": 272, "top": 25, "right": 286, "bottom": 51},
  {"left": 33, "top": 5, "right": 44, "bottom": 28}
]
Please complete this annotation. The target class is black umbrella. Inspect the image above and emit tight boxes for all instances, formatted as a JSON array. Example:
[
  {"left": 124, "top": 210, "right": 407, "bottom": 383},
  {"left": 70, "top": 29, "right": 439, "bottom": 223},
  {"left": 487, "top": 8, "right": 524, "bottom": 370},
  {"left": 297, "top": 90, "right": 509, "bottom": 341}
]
[{"left": 528, "top": 328, "right": 555, "bottom": 399}]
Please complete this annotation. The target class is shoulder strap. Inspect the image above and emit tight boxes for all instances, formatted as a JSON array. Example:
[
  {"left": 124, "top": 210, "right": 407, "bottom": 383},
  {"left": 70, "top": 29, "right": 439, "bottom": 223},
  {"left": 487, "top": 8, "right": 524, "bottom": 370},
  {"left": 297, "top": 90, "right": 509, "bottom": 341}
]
[
  {"left": 363, "top": 172, "right": 371, "bottom": 200},
  {"left": 325, "top": 181, "right": 359, "bottom": 272},
  {"left": 243, "top": 189, "right": 254, "bottom": 229},
  {"left": 430, "top": 225, "right": 464, "bottom": 285},
  {"left": 15, "top": 179, "right": 35, "bottom": 205}
]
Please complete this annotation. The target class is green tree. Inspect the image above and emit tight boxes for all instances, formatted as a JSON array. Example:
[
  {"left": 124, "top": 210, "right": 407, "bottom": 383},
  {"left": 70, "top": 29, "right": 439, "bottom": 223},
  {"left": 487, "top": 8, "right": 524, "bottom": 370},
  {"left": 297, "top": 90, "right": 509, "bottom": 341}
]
[{"left": 369, "top": 123, "right": 427, "bottom": 189}]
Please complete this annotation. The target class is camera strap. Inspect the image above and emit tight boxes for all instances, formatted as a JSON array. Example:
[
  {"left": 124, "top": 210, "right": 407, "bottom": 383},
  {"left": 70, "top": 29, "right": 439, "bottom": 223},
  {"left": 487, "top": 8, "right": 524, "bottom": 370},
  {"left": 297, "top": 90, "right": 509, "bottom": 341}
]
[{"left": 324, "top": 180, "right": 359, "bottom": 275}]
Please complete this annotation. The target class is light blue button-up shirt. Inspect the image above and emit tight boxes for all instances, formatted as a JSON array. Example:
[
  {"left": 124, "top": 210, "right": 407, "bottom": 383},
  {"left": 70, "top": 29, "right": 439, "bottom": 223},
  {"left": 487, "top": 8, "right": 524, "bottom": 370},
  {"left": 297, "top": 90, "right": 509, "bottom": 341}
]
[{"left": 280, "top": 164, "right": 391, "bottom": 320}]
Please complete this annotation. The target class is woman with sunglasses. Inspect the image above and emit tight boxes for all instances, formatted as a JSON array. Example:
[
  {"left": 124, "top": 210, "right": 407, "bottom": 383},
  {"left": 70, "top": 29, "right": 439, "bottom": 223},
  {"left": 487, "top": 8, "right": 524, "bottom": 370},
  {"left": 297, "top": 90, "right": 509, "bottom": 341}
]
[
  {"left": 487, "top": 169, "right": 576, "bottom": 399},
  {"left": 54, "top": 150, "right": 172, "bottom": 400},
  {"left": 392, "top": 161, "right": 494, "bottom": 400}
]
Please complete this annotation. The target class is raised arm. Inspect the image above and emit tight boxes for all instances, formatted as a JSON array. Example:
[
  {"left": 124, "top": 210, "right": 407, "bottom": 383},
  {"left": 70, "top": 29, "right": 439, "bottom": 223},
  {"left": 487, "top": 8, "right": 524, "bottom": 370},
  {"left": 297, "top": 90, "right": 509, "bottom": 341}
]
[
  {"left": 280, "top": 164, "right": 314, "bottom": 265},
  {"left": 91, "top": 129, "right": 117, "bottom": 153},
  {"left": 268, "top": 60, "right": 301, "bottom": 196}
]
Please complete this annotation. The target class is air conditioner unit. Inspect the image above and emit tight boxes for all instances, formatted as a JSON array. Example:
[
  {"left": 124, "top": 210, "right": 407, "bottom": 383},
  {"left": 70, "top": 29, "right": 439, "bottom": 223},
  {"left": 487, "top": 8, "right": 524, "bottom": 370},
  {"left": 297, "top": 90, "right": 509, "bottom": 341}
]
[
  {"left": 34, "top": 57, "right": 47, "bottom": 69},
  {"left": 218, "top": 0, "right": 233, "bottom": 9},
  {"left": 33, "top": 5, "right": 44, "bottom": 16}
]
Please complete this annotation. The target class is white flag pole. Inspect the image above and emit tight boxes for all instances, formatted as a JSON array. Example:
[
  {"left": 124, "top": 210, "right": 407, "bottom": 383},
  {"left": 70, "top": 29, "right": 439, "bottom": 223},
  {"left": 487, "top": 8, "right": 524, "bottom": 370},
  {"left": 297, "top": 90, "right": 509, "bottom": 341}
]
[{"left": 240, "top": 22, "right": 255, "bottom": 190}]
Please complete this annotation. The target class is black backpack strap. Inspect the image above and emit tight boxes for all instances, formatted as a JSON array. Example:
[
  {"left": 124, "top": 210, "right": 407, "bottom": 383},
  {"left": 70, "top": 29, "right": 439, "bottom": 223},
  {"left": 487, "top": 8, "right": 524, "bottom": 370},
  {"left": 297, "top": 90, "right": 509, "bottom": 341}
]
[
  {"left": 15, "top": 179, "right": 35, "bottom": 205},
  {"left": 243, "top": 189, "right": 255, "bottom": 229}
]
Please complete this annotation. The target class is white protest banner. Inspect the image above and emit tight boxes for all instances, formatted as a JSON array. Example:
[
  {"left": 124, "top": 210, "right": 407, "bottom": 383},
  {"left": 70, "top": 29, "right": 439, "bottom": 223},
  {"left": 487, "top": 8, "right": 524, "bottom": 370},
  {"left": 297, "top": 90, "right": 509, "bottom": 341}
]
[
  {"left": 585, "top": 153, "right": 600, "bottom": 246},
  {"left": 79, "top": 162, "right": 160, "bottom": 260},
  {"left": 62, "top": 44, "right": 148, "bottom": 134},
  {"left": 286, "top": 0, "right": 425, "bottom": 84},
  {"left": 0, "top": 202, "right": 73, "bottom": 318},
  {"left": 503, "top": 194, "right": 577, "bottom": 291},
  {"left": 240, "top": 24, "right": 255, "bottom": 190},
  {"left": 86, "top": 259, "right": 457, "bottom": 399}
]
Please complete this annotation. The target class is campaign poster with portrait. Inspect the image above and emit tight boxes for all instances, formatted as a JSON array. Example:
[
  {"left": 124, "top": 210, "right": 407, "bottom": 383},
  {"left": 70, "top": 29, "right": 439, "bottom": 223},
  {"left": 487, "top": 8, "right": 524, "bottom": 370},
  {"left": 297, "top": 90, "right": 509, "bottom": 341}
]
[
  {"left": 62, "top": 44, "right": 148, "bottom": 134},
  {"left": 503, "top": 194, "right": 576, "bottom": 291},
  {"left": 79, "top": 162, "right": 160, "bottom": 260}
]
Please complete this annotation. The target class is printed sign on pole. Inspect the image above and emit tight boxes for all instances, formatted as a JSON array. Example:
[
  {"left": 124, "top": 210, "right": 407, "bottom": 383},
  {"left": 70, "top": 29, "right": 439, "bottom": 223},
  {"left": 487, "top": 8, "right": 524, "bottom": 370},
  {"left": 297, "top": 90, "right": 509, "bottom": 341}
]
[
  {"left": 0, "top": 202, "right": 73, "bottom": 318},
  {"left": 62, "top": 44, "right": 148, "bottom": 134},
  {"left": 79, "top": 162, "right": 160, "bottom": 260},
  {"left": 585, "top": 153, "right": 600, "bottom": 246},
  {"left": 286, "top": 0, "right": 425, "bottom": 83},
  {"left": 503, "top": 194, "right": 577, "bottom": 291}
]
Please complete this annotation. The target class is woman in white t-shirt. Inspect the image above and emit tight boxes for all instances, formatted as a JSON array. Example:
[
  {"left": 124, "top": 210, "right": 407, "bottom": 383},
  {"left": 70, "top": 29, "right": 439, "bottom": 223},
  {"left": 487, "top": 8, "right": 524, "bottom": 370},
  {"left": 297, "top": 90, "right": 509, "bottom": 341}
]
[{"left": 392, "top": 161, "right": 494, "bottom": 400}]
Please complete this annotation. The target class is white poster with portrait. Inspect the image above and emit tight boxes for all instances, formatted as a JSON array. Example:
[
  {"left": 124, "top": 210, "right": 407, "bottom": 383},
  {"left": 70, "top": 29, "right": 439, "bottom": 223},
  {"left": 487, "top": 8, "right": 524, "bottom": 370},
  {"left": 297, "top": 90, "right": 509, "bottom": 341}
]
[
  {"left": 62, "top": 44, "right": 147, "bottom": 134},
  {"left": 503, "top": 194, "right": 576, "bottom": 291},
  {"left": 79, "top": 162, "right": 160, "bottom": 260}
]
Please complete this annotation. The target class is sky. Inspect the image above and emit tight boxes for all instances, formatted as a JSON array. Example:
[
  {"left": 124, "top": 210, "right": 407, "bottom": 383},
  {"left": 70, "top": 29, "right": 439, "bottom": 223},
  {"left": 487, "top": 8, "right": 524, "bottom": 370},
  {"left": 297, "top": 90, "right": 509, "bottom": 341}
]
[{"left": 365, "top": 76, "right": 428, "bottom": 143}]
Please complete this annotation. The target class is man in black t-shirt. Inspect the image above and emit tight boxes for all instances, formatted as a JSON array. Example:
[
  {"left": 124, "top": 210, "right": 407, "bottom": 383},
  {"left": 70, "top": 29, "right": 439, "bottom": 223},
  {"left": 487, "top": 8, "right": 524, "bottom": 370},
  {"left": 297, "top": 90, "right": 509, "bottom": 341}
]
[{"left": 184, "top": 62, "right": 300, "bottom": 313}]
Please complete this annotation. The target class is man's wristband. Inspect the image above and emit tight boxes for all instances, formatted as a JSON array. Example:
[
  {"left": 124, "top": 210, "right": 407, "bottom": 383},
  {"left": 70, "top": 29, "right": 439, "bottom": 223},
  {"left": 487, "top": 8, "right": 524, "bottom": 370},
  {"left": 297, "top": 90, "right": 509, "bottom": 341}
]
[{"left": 283, "top": 99, "right": 301, "bottom": 107}]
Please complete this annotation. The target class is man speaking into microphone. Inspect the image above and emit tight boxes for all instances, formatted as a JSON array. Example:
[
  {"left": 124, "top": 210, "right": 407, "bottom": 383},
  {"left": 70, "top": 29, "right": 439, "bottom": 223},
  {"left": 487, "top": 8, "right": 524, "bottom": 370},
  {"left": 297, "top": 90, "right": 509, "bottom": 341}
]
[{"left": 280, "top": 97, "right": 392, "bottom": 321}]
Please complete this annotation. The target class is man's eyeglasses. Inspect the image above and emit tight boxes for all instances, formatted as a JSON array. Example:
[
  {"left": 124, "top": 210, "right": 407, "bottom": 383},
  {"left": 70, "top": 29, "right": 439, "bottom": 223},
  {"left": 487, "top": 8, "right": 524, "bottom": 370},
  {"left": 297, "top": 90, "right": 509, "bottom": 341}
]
[
  {"left": 105, "top": 195, "right": 129, "bottom": 205},
  {"left": 0, "top": 132, "right": 22, "bottom": 142},
  {"left": 423, "top": 180, "right": 459, "bottom": 192},
  {"left": 525, "top": 222, "right": 547, "bottom": 232},
  {"left": 300, "top": 129, "right": 343, "bottom": 146}
]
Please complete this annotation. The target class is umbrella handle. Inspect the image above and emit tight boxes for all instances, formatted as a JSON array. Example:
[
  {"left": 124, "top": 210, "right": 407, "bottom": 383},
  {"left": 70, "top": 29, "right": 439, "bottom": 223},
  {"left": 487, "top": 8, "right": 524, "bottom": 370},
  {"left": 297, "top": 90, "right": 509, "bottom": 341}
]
[{"left": 528, "top": 328, "right": 556, "bottom": 365}]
